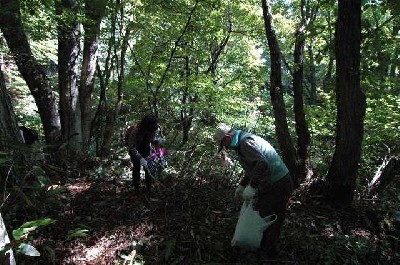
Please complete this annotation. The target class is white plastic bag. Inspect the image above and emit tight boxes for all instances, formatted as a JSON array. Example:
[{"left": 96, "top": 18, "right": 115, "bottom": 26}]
[{"left": 231, "top": 202, "right": 277, "bottom": 250}]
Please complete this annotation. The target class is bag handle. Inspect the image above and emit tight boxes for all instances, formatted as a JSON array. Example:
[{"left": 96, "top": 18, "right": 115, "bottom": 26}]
[
  {"left": 243, "top": 201, "right": 278, "bottom": 223},
  {"left": 264, "top": 214, "right": 277, "bottom": 223}
]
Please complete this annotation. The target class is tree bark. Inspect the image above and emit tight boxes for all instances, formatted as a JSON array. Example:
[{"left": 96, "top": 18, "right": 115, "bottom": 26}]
[
  {"left": 261, "top": 0, "right": 298, "bottom": 183},
  {"left": 322, "top": 11, "right": 334, "bottom": 92},
  {"left": 0, "top": 0, "right": 61, "bottom": 145},
  {"left": 100, "top": 22, "right": 131, "bottom": 157},
  {"left": 100, "top": 6, "right": 133, "bottom": 157},
  {"left": 306, "top": 44, "right": 317, "bottom": 104},
  {"left": 0, "top": 68, "right": 28, "bottom": 181},
  {"left": 79, "top": 0, "right": 106, "bottom": 155},
  {"left": 293, "top": 25, "right": 313, "bottom": 181},
  {"left": 56, "top": 0, "right": 82, "bottom": 159},
  {"left": 325, "top": 0, "right": 366, "bottom": 206}
]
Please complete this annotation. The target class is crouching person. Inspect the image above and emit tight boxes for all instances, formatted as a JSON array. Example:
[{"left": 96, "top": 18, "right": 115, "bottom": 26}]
[
  {"left": 214, "top": 123, "right": 293, "bottom": 259},
  {"left": 124, "top": 115, "right": 161, "bottom": 192}
]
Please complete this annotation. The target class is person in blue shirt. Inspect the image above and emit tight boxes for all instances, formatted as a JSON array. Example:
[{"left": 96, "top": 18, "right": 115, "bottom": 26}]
[{"left": 215, "top": 123, "right": 293, "bottom": 257}]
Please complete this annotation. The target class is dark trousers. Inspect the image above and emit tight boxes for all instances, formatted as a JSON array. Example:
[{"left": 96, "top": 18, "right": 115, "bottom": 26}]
[
  {"left": 254, "top": 174, "right": 293, "bottom": 252},
  {"left": 129, "top": 150, "right": 152, "bottom": 190}
]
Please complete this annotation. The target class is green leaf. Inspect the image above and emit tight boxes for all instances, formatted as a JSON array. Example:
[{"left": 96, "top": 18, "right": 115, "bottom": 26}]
[
  {"left": 66, "top": 228, "right": 89, "bottom": 240},
  {"left": 12, "top": 218, "right": 56, "bottom": 240},
  {"left": 0, "top": 157, "right": 9, "bottom": 165},
  {"left": 20, "top": 218, "right": 56, "bottom": 228},
  {"left": 12, "top": 227, "right": 36, "bottom": 240}
]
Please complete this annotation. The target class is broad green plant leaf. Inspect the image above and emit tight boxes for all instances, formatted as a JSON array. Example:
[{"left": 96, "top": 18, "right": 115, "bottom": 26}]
[{"left": 12, "top": 218, "right": 56, "bottom": 240}]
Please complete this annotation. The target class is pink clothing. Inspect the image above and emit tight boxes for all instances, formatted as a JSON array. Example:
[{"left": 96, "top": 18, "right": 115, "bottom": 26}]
[{"left": 148, "top": 147, "right": 170, "bottom": 161}]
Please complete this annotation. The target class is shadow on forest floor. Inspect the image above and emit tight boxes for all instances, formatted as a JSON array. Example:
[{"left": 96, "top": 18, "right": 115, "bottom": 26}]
[{"left": 9, "top": 161, "right": 400, "bottom": 265}]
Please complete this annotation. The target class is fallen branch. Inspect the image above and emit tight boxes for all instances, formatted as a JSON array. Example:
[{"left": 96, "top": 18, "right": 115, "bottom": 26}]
[{"left": 368, "top": 156, "right": 400, "bottom": 196}]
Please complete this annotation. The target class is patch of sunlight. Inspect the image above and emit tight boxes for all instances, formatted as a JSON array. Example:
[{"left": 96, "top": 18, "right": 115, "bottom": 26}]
[
  {"left": 67, "top": 182, "right": 93, "bottom": 196},
  {"left": 85, "top": 246, "right": 105, "bottom": 261},
  {"left": 79, "top": 223, "right": 156, "bottom": 262}
]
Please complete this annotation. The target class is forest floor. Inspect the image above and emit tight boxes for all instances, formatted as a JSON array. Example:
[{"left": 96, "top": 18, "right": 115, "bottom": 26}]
[{"left": 8, "top": 156, "right": 400, "bottom": 265}]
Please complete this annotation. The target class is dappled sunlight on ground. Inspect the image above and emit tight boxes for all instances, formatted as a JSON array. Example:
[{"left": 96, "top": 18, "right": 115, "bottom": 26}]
[
  {"left": 21, "top": 164, "right": 399, "bottom": 264},
  {"left": 63, "top": 222, "right": 158, "bottom": 264},
  {"left": 66, "top": 182, "right": 94, "bottom": 197}
]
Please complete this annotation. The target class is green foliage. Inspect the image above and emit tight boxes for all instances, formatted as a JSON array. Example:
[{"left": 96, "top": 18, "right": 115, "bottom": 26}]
[
  {"left": 306, "top": 90, "right": 337, "bottom": 174},
  {"left": 2, "top": 0, "right": 399, "bottom": 263},
  {"left": 20, "top": 0, "right": 57, "bottom": 40},
  {"left": 32, "top": 166, "right": 52, "bottom": 188},
  {"left": 12, "top": 218, "right": 55, "bottom": 240},
  {"left": 66, "top": 228, "right": 90, "bottom": 241},
  {"left": 0, "top": 218, "right": 55, "bottom": 260}
]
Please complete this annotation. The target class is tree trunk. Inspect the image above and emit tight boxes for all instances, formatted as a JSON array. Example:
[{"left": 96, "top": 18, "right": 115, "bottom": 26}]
[
  {"left": 325, "top": 0, "right": 366, "bottom": 206},
  {"left": 293, "top": 27, "right": 313, "bottom": 182},
  {"left": 79, "top": 0, "right": 106, "bottom": 155},
  {"left": 307, "top": 44, "right": 317, "bottom": 104},
  {"left": 92, "top": 1, "right": 117, "bottom": 157},
  {"left": 180, "top": 55, "right": 194, "bottom": 145},
  {"left": 261, "top": 0, "right": 298, "bottom": 184},
  {"left": 322, "top": 11, "right": 334, "bottom": 92},
  {"left": 100, "top": 22, "right": 131, "bottom": 157},
  {"left": 56, "top": 0, "right": 82, "bottom": 159},
  {"left": 0, "top": 0, "right": 61, "bottom": 145},
  {"left": 0, "top": 68, "right": 28, "bottom": 181}
]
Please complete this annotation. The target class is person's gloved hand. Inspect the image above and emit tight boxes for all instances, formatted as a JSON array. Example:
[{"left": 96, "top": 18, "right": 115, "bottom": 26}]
[
  {"left": 140, "top": 158, "right": 148, "bottom": 168},
  {"left": 235, "top": 185, "right": 245, "bottom": 198},
  {"left": 242, "top": 185, "right": 256, "bottom": 201}
]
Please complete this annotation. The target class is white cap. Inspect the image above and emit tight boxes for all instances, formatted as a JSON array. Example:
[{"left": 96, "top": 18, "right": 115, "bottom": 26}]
[{"left": 214, "top": 123, "right": 231, "bottom": 144}]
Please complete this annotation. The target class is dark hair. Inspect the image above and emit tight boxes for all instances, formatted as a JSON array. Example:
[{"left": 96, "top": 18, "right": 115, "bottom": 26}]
[{"left": 137, "top": 115, "right": 159, "bottom": 134}]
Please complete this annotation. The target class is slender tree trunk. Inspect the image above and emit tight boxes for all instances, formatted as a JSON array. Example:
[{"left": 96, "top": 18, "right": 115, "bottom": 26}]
[
  {"left": 56, "top": 0, "right": 82, "bottom": 159},
  {"left": 0, "top": 0, "right": 61, "bottom": 145},
  {"left": 390, "top": 20, "right": 399, "bottom": 89},
  {"left": 325, "top": 0, "right": 365, "bottom": 206},
  {"left": 79, "top": 0, "right": 106, "bottom": 155},
  {"left": 293, "top": 27, "right": 313, "bottom": 182},
  {"left": 92, "top": 1, "right": 117, "bottom": 157},
  {"left": 261, "top": 0, "right": 298, "bottom": 183},
  {"left": 322, "top": 11, "right": 334, "bottom": 92},
  {"left": 180, "top": 55, "right": 194, "bottom": 145},
  {"left": 100, "top": 23, "right": 132, "bottom": 157},
  {"left": 92, "top": 63, "right": 107, "bottom": 157},
  {"left": 307, "top": 44, "right": 317, "bottom": 104}
]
